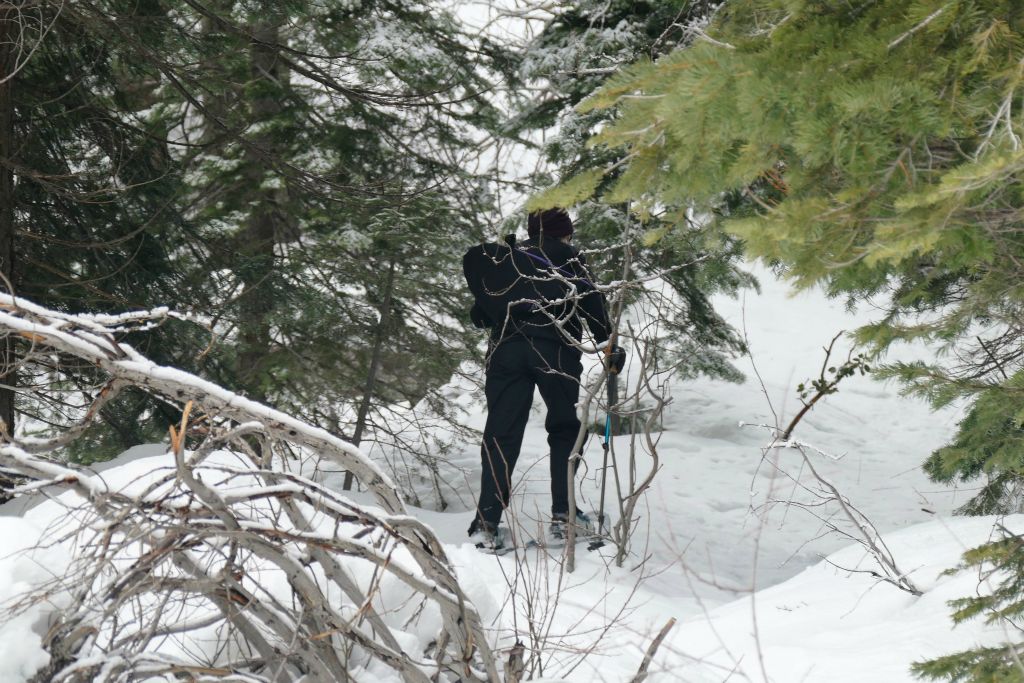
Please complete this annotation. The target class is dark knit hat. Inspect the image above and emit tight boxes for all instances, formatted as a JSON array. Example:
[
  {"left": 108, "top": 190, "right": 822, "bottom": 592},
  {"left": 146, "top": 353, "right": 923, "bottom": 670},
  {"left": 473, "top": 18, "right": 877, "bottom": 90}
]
[{"left": 527, "top": 208, "right": 574, "bottom": 239}]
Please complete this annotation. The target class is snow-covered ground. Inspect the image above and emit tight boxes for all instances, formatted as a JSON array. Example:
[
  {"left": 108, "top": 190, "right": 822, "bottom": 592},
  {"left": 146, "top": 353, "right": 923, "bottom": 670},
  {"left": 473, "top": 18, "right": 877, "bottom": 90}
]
[
  {"left": 407, "top": 265, "right": 995, "bottom": 681},
  {"left": 423, "top": 265, "right": 969, "bottom": 588},
  {"left": 0, "top": 266, "right": 1008, "bottom": 682}
]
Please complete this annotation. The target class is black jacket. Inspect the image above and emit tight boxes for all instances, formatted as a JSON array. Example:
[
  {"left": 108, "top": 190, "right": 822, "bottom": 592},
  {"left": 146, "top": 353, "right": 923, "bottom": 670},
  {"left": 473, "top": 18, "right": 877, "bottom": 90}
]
[{"left": 464, "top": 235, "right": 611, "bottom": 348}]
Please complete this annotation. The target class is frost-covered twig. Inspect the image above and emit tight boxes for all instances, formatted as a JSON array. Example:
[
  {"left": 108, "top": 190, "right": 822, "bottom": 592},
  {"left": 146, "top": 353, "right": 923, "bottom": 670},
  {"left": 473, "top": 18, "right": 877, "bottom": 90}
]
[
  {"left": 748, "top": 430, "right": 921, "bottom": 596},
  {"left": 0, "top": 294, "right": 501, "bottom": 683},
  {"left": 744, "top": 331, "right": 920, "bottom": 597}
]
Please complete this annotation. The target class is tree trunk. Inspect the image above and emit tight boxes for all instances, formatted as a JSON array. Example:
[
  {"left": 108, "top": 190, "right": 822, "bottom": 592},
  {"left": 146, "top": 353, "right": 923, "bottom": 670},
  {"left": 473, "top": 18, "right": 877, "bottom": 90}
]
[
  {"left": 199, "top": 7, "right": 233, "bottom": 147},
  {"left": 0, "top": 5, "right": 17, "bottom": 437},
  {"left": 343, "top": 259, "right": 397, "bottom": 490},
  {"left": 236, "top": 20, "right": 285, "bottom": 402}
]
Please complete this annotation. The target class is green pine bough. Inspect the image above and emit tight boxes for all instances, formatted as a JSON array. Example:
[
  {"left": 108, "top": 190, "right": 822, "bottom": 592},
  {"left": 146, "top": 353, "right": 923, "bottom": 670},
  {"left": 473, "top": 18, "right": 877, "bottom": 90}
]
[
  {"left": 511, "top": 0, "right": 753, "bottom": 388},
  {"left": 531, "top": 1, "right": 1024, "bottom": 680}
]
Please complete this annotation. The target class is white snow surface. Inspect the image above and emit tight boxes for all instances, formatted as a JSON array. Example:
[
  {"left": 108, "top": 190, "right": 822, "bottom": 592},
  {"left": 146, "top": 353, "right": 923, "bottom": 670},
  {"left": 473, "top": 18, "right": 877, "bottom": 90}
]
[
  {"left": 402, "top": 264, "right": 993, "bottom": 682},
  {"left": 0, "top": 266, "right": 1009, "bottom": 682}
]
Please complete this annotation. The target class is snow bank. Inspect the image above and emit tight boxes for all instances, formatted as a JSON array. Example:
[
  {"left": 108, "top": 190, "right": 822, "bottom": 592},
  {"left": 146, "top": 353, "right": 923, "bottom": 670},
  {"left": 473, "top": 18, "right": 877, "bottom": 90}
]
[
  {"left": 0, "top": 455, "right": 1015, "bottom": 683},
  {"left": 658, "top": 516, "right": 1021, "bottom": 682},
  {"left": 0, "top": 516, "right": 68, "bottom": 682},
  {"left": 440, "top": 515, "right": 1020, "bottom": 683},
  {"left": 0, "top": 448, "right": 472, "bottom": 682}
]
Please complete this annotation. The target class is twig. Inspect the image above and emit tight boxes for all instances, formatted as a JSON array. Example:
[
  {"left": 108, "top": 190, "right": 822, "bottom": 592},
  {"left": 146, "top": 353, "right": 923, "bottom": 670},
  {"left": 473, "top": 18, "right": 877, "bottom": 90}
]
[
  {"left": 631, "top": 617, "right": 677, "bottom": 683},
  {"left": 888, "top": 4, "right": 949, "bottom": 50}
]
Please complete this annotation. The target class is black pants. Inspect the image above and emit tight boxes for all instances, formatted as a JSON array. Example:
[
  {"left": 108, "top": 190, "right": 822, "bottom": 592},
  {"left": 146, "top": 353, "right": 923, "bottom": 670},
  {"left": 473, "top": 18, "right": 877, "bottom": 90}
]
[{"left": 473, "top": 337, "right": 583, "bottom": 531}]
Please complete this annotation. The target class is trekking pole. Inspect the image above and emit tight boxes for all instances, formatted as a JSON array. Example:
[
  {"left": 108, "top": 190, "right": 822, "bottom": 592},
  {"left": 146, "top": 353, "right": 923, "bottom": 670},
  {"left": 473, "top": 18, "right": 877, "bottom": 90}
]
[
  {"left": 594, "top": 342, "right": 618, "bottom": 546},
  {"left": 592, "top": 205, "right": 633, "bottom": 549}
]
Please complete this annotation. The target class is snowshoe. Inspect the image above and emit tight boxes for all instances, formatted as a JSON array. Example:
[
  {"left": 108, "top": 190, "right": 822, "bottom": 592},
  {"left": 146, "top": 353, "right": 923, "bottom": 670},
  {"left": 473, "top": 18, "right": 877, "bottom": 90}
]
[
  {"left": 469, "top": 521, "right": 511, "bottom": 555},
  {"left": 547, "top": 510, "right": 597, "bottom": 547}
]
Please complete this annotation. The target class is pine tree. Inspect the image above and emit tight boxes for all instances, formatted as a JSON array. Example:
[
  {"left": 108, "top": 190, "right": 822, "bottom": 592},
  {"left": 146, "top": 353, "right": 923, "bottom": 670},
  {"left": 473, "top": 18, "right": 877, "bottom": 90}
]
[
  {"left": 170, "top": 0, "right": 502, "bottom": 447},
  {"left": 4, "top": 0, "right": 506, "bottom": 474},
  {"left": 550, "top": 0, "right": 1024, "bottom": 679},
  {"left": 1, "top": 1, "right": 198, "bottom": 460},
  {"left": 511, "top": 0, "right": 749, "bottom": 384}
]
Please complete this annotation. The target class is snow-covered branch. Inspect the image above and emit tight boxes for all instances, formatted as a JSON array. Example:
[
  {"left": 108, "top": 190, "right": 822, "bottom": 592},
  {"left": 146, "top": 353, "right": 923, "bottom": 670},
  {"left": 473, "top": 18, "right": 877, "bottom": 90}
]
[{"left": 0, "top": 294, "right": 500, "bottom": 683}]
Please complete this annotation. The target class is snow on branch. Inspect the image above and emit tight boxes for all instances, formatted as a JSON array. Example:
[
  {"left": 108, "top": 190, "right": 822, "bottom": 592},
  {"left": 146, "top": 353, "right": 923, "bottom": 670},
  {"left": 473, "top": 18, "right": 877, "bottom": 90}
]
[{"left": 0, "top": 294, "right": 500, "bottom": 683}]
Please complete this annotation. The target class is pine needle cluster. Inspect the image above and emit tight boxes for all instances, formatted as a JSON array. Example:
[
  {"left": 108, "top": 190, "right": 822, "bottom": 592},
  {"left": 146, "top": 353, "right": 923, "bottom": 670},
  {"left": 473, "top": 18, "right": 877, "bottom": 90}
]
[{"left": 550, "top": 1, "right": 1024, "bottom": 679}]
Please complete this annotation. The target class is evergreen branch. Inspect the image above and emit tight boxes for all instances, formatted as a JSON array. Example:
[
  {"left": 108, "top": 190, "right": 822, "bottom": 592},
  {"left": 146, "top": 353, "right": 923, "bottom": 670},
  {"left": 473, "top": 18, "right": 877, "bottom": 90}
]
[
  {"left": 0, "top": 0, "right": 65, "bottom": 86},
  {"left": 888, "top": 4, "right": 950, "bottom": 51}
]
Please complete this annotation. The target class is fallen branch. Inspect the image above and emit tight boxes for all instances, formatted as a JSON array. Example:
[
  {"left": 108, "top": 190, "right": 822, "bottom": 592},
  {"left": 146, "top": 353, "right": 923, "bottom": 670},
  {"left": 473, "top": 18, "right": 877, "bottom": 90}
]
[{"left": 0, "top": 294, "right": 500, "bottom": 683}]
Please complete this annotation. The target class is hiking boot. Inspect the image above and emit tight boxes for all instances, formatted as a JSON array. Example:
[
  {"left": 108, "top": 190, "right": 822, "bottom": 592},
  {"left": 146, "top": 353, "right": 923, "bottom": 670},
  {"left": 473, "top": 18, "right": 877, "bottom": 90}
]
[
  {"left": 548, "top": 511, "right": 595, "bottom": 545},
  {"left": 469, "top": 520, "right": 505, "bottom": 552}
]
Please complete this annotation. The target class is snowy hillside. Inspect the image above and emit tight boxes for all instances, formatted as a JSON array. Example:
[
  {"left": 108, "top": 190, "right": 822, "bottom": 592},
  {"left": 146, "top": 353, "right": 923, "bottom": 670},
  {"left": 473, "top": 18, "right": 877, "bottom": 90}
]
[{"left": 0, "top": 267, "right": 1002, "bottom": 683}]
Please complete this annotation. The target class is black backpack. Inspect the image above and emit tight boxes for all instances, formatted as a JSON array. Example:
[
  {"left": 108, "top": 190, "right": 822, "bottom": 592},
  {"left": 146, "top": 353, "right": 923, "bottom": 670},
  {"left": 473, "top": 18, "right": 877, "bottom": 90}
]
[{"left": 462, "top": 235, "right": 568, "bottom": 335}]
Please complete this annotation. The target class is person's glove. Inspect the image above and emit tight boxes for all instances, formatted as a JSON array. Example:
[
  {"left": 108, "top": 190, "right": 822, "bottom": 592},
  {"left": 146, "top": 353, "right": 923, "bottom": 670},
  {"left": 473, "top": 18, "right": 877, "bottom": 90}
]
[{"left": 605, "top": 344, "right": 626, "bottom": 375}]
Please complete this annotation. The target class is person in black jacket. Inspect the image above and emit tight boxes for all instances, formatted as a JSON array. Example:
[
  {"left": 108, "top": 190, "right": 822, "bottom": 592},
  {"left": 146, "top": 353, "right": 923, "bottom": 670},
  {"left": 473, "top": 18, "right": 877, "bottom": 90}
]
[{"left": 464, "top": 208, "right": 623, "bottom": 550}]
